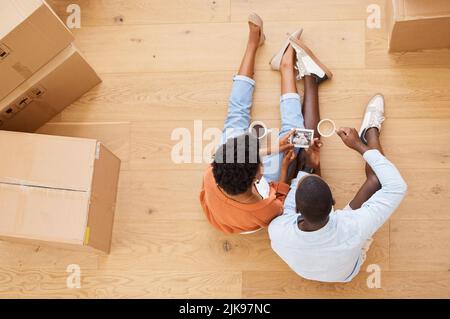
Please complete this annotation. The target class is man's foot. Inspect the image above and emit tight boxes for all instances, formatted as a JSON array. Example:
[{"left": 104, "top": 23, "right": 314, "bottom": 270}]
[
  {"left": 269, "top": 29, "right": 303, "bottom": 71},
  {"left": 288, "top": 37, "right": 332, "bottom": 83},
  {"left": 359, "top": 94, "right": 385, "bottom": 144},
  {"left": 248, "top": 13, "right": 265, "bottom": 47}
]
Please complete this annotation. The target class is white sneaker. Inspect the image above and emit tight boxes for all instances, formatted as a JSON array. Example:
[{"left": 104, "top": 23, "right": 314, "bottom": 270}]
[
  {"left": 269, "top": 29, "right": 303, "bottom": 71},
  {"left": 359, "top": 94, "right": 385, "bottom": 144},
  {"left": 289, "top": 37, "right": 333, "bottom": 82}
]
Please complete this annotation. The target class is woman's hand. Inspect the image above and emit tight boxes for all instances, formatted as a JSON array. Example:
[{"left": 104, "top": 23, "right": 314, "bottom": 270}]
[
  {"left": 279, "top": 130, "right": 295, "bottom": 154},
  {"left": 264, "top": 130, "right": 295, "bottom": 156},
  {"left": 279, "top": 149, "right": 296, "bottom": 183},
  {"left": 282, "top": 149, "right": 296, "bottom": 170}
]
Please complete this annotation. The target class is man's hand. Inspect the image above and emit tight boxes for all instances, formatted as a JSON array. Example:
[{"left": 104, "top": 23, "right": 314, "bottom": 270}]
[
  {"left": 336, "top": 127, "right": 369, "bottom": 155},
  {"left": 303, "top": 138, "right": 322, "bottom": 169}
]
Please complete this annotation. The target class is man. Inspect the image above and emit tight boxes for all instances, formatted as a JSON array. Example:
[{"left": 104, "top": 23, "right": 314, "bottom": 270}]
[{"left": 269, "top": 95, "right": 408, "bottom": 282}]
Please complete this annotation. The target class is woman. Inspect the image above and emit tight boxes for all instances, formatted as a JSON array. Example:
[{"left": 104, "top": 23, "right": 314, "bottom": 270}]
[{"left": 199, "top": 13, "right": 331, "bottom": 234}]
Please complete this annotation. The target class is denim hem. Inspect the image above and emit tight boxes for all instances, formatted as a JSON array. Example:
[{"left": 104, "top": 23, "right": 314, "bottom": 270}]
[{"left": 233, "top": 74, "right": 256, "bottom": 86}]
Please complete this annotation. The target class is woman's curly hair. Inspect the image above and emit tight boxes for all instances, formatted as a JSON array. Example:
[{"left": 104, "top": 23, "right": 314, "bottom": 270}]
[{"left": 212, "top": 134, "right": 261, "bottom": 196}]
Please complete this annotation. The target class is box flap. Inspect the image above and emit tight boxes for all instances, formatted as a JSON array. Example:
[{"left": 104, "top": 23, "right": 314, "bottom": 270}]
[
  {"left": 86, "top": 144, "right": 121, "bottom": 253},
  {"left": 395, "top": 0, "right": 450, "bottom": 20},
  {"left": 0, "top": 183, "right": 89, "bottom": 244},
  {"left": 0, "top": 0, "right": 42, "bottom": 39},
  {"left": 0, "top": 131, "right": 98, "bottom": 191}
]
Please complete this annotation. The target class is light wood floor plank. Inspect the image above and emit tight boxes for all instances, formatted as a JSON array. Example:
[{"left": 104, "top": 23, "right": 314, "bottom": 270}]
[
  {"left": 95, "top": 221, "right": 388, "bottom": 272},
  {"left": 72, "top": 21, "right": 365, "bottom": 73},
  {"left": 390, "top": 220, "right": 450, "bottom": 271},
  {"left": 323, "top": 169, "right": 450, "bottom": 220},
  {"left": 101, "top": 222, "right": 290, "bottom": 272},
  {"left": 0, "top": 268, "right": 241, "bottom": 298},
  {"left": 47, "top": 0, "right": 231, "bottom": 25},
  {"left": 242, "top": 270, "right": 450, "bottom": 298},
  {"left": 57, "top": 68, "right": 450, "bottom": 122},
  {"left": 231, "top": 0, "right": 383, "bottom": 22},
  {"left": 128, "top": 119, "right": 450, "bottom": 170},
  {"left": 116, "top": 170, "right": 205, "bottom": 221},
  {"left": 116, "top": 166, "right": 450, "bottom": 222},
  {"left": 0, "top": 241, "right": 98, "bottom": 270}
]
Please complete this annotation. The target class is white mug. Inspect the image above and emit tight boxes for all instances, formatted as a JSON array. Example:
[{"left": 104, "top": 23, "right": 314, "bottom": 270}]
[
  {"left": 249, "top": 121, "right": 271, "bottom": 139},
  {"left": 317, "top": 119, "right": 336, "bottom": 137}
]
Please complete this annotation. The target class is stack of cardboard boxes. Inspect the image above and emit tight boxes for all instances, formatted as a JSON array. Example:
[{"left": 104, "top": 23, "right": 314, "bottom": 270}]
[
  {"left": 0, "top": 0, "right": 120, "bottom": 253},
  {"left": 0, "top": 0, "right": 101, "bottom": 131}
]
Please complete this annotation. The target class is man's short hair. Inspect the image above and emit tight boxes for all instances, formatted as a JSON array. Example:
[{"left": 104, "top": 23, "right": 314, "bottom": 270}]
[
  {"left": 295, "top": 175, "right": 333, "bottom": 223},
  {"left": 212, "top": 134, "right": 260, "bottom": 196}
]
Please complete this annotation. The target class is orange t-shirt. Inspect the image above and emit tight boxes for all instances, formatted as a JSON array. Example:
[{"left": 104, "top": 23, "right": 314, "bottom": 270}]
[{"left": 199, "top": 166, "right": 290, "bottom": 234}]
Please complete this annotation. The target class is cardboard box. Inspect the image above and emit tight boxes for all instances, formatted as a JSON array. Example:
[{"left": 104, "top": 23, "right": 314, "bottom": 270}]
[
  {"left": 0, "top": 0, "right": 74, "bottom": 100},
  {"left": 387, "top": 0, "right": 450, "bottom": 52},
  {"left": 0, "top": 131, "right": 121, "bottom": 253},
  {"left": 0, "top": 44, "right": 101, "bottom": 132}
]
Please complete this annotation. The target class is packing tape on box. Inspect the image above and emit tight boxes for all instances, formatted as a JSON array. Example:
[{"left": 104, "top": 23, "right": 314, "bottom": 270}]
[{"left": 84, "top": 226, "right": 90, "bottom": 245}]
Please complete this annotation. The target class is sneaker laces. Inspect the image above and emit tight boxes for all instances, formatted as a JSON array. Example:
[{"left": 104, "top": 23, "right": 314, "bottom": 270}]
[
  {"left": 294, "top": 53, "right": 308, "bottom": 80},
  {"left": 367, "top": 108, "right": 385, "bottom": 129},
  {"left": 289, "top": 38, "right": 308, "bottom": 80}
]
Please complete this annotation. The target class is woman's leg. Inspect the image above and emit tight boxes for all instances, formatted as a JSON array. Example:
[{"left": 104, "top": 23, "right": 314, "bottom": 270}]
[
  {"left": 263, "top": 44, "right": 303, "bottom": 181},
  {"left": 280, "top": 45, "right": 298, "bottom": 95},
  {"left": 221, "top": 22, "right": 262, "bottom": 144},
  {"left": 349, "top": 128, "right": 383, "bottom": 209},
  {"left": 268, "top": 45, "right": 303, "bottom": 181},
  {"left": 238, "top": 21, "right": 261, "bottom": 78}
]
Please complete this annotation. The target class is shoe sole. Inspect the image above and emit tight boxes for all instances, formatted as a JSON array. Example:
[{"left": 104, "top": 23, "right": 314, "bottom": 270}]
[{"left": 289, "top": 37, "right": 333, "bottom": 80}]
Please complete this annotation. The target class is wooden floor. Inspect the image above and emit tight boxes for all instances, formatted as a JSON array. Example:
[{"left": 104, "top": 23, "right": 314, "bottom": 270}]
[{"left": 1, "top": 0, "right": 450, "bottom": 298}]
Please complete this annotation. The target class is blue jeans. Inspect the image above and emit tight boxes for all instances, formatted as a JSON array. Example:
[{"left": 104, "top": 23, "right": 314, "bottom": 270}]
[{"left": 220, "top": 75, "right": 305, "bottom": 182}]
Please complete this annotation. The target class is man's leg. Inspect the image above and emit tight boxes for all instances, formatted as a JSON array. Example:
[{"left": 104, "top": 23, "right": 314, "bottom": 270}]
[
  {"left": 299, "top": 74, "right": 323, "bottom": 176},
  {"left": 349, "top": 128, "right": 383, "bottom": 209},
  {"left": 302, "top": 75, "right": 321, "bottom": 138},
  {"left": 221, "top": 22, "right": 261, "bottom": 144}
]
